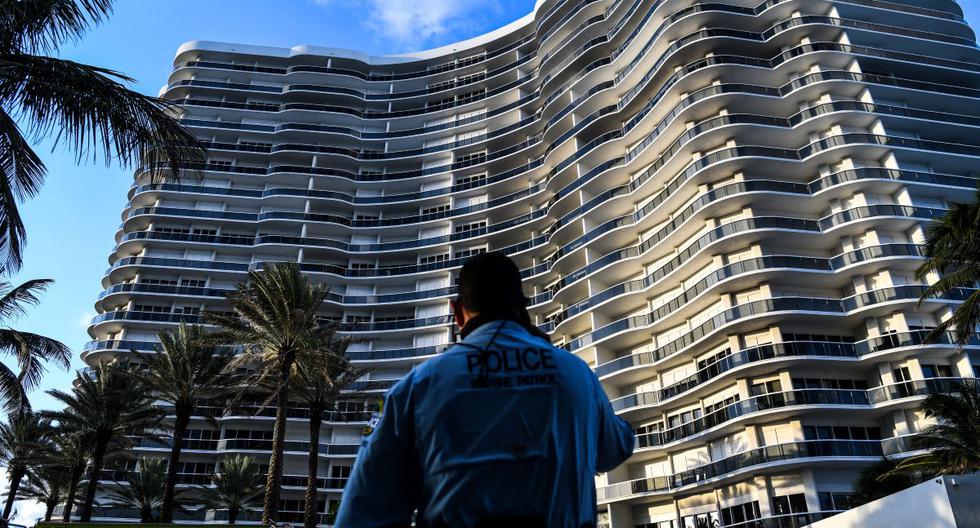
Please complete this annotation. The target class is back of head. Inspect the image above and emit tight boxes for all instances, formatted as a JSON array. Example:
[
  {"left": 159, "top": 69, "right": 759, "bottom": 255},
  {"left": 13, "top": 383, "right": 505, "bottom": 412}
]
[
  {"left": 457, "top": 252, "right": 550, "bottom": 341},
  {"left": 457, "top": 251, "right": 527, "bottom": 318}
]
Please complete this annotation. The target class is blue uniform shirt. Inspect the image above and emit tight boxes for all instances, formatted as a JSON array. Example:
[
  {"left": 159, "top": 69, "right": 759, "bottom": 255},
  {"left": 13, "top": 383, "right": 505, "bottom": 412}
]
[{"left": 335, "top": 320, "right": 635, "bottom": 527}]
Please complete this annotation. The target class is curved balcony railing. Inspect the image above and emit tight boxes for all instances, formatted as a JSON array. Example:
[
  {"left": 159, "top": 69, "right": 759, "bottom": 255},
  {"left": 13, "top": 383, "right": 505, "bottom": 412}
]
[
  {"left": 567, "top": 285, "right": 971, "bottom": 353},
  {"left": 629, "top": 379, "right": 975, "bottom": 449},
  {"left": 97, "top": 281, "right": 456, "bottom": 306},
  {"left": 599, "top": 329, "right": 976, "bottom": 386},
  {"left": 131, "top": 436, "right": 359, "bottom": 456},
  {"left": 124, "top": 207, "right": 547, "bottom": 253},
  {"left": 549, "top": 243, "right": 926, "bottom": 328},
  {"left": 604, "top": 332, "right": 977, "bottom": 411},
  {"left": 597, "top": 439, "right": 885, "bottom": 502},
  {"left": 175, "top": 31, "right": 535, "bottom": 82},
  {"left": 81, "top": 338, "right": 450, "bottom": 363},
  {"left": 89, "top": 309, "right": 451, "bottom": 333},
  {"left": 169, "top": 69, "right": 538, "bottom": 120},
  {"left": 105, "top": 203, "right": 940, "bottom": 297}
]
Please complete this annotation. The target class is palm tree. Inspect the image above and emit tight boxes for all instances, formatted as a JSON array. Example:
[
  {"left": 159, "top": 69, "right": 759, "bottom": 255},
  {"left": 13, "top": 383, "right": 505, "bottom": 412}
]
[
  {"left": 897, "top": 380, "right": 980, "bottom": 476},
  {"left": 0, "top": 409, "right": 52, "bottom": 519},
  {"left": 195, "top": 455, "right": 263, "bottom": 525},
  {"left": 131, "top": 324, "right": 238, "bottom": 523},
  {"left": 0, "top": 278, "right": 70, "bottom": 413},
  {"left": 292, "top": 342, "right": 365, "bottom": 528},
  {"left": 17, "top": 461, "right": 69, "bottom": 522},
  {"left": 51, "top": 429, "right": 91, "bottom": 522},
  {"left": 206, "top": 262, "right": 333, "bottom": 524},
  {"left": 42, "top": 363, "right": 165, "bottom": 522},
  {"left": 852, "top": 457, "right": 918, "bottom": 506},
  {"left": 0, "top": 0, "right": 204, "bottom": 272},
  {"left": 102, "top": 457, "right": 183, "bottom": 523},
  {"left": 915, "top": 188, "right": 980, "bottom": 346}
]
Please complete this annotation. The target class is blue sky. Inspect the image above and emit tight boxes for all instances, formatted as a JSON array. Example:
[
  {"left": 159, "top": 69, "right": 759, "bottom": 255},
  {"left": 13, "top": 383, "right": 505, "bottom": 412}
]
[{"left": 5, "top": 0, "right": 980, "bottom": 412}]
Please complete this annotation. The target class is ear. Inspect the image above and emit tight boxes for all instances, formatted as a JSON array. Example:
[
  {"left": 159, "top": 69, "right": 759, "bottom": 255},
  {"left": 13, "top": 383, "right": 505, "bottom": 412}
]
[{"left": 451, "top": 300, "right": 466, "bottom": 329}]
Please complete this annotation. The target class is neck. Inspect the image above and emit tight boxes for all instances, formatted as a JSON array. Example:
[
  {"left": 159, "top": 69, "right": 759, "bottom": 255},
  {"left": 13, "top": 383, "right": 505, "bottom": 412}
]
[{"left": 459, "top": 313, "right": 501, "bottom": 339}]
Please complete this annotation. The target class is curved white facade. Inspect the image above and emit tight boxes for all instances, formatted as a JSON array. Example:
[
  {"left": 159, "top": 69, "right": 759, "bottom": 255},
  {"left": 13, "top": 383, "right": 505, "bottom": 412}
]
[{"left": 85, "top": 0, "right": 980, "bottom": 525}]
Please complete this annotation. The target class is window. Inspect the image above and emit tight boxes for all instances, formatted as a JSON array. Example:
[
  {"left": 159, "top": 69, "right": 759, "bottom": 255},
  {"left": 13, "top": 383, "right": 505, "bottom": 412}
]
[
  {"left": 421, "top": 204, "right": 450, "bottom": 216},
  {"left": 793, "top": 378, "right": 868, "bottom": 390},
  {"left": 238, "top": 140, "right": 272, "bottom": 148},
  {"left": 374, "top": 315, "right": 412, "bottom": 323},
  {"left": 153, "top": 226, "right": 190, "bottom": 235},
  {"left": 458, "top": 72, "right": 486, "bottom": 85},
  {"left": 140, "top": 278, "right": 177, "bottom": 286},
  {"left": 772, "top": 493, "right": 808, "bottom": 515},
  {"left": 696, "top": 348, "right": 732, "bottom": 379},
  {"left": 782, "top": 333, "right": 854, "bottom": 343},
  {"left": 179, "top": 278, "right": 207, "bottom": 288},
  {"left": 133, "top": 304, "right": 169, "bottom": 313},
  {"left": 704, "top": 394, "right": 739, "bottom": 415},
  {"left": 455, "top": 172, "right": 487, "bottom": 187},
  {"left": 455, "top": 150, "right": 487, "bottom": 167},
  {"left": 426, "top": 96, "right": 454, "bottom": 109},
  {"left": 456, "top": 88, "right": 486, "bottom": 104},
  {"left": 818, "top": 492, "right": 854, "bottom": 511},
  {"left": 455, "top": 221, "right": 487, "bottom": 233},
  {"left": 921, "top": 364, "right": 953, "bottom": 378},
  {"left": 681, "top": 511, "right": 719, "bottom": 528},
  {"left": 750, "top": 380, "right": 782, "bottom": 396},
  {"left": 335, "top": 400, "right": 364, "bottom": 413},
  {"left": 427, "top": 80, "right": 454, "bottom": 92},
  {"left": 720, "top": 501, "right": 760, "bottom": 526},
  {"left": 803, "top": 425, "right": 881, "bottom": 441},
  {"left": 419, "top": 254, "right": 449, "bottom": 265},
  {"left": 456, "top": 53, "right": 485, "bottom": 68},
  {"left": 455, "top": 246, "right": 486, "bottom": 259},
  {"left": 331, "top": 465, "right": 352, "bottom": 479},
  {"left": 667, "top": 408, "right": 702, "bottom": 429},
  {"left": 184, "top": 429, "right": 219, "bottom": 449}
]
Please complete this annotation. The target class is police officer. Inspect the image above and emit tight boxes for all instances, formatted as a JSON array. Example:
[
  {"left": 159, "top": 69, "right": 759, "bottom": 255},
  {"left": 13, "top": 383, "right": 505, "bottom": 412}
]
[{"left": 335, "top": 252, "right": 635, "bottom": 527}]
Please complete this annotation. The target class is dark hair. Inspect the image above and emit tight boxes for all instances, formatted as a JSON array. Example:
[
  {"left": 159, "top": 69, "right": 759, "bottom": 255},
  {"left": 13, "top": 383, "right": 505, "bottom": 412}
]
[{"left": 457, "top": 252, "right": 549, "bottom": 340}]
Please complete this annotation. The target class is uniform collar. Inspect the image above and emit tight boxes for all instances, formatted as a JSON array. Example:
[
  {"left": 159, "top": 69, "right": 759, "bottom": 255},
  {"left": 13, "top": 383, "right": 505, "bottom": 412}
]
[{"left": 459, "top": 314, "right": 516, "bottom": 340}]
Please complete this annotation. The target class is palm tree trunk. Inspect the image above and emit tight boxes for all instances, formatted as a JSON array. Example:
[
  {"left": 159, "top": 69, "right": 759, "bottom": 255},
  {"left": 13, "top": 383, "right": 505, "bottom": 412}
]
[
  {"left": 162, "top": 406, "right": 191, "bottom": 523},
  {"left": 2, "top": 464, "right": 25, "bottom": 519},
  {"left": 62, "top": 463, "right": 84, "bottom": 522},
  {"left": 262, "top": 356, "right": 293, "bottom": 525},
  {"left": 43, "top": 483, "right": 61, "bottom": 521},
  {"left": 228, "top": 506, "right": 238, "bottom": 525},
  {"left": 80, "top": 438, "right": 109, "bottom": 522},
  {"left": 304, "top": 401, "right": 323, "bottom": 528}
]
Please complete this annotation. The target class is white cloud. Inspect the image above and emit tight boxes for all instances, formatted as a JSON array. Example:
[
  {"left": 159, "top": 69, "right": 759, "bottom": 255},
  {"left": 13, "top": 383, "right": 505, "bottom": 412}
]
[{"left": 313, "top": 0, "right": 504, "bottom": 50}]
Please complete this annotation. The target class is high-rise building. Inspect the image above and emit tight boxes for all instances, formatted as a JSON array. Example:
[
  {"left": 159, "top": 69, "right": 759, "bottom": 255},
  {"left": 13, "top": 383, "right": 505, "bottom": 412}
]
[{"left": 83, "top": 0, "right": 980, "bottom": 525}]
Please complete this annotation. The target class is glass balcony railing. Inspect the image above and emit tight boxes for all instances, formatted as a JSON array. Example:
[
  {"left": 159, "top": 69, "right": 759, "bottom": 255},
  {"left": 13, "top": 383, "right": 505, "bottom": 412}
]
[
  {"left": 598, "top": 439, "right": 884, "bottom": 501},
  {"left": 626, "top": 379, "right": 976, "bottom": 449},
  {"left": 81, "top": 338, "right": 451, "bottom": 362}
]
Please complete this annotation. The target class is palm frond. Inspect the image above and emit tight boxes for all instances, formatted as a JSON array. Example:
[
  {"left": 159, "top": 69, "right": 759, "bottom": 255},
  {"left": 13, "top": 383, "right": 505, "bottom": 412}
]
[
  {"left": 0, "top": 0, "right": 113, "bottom": 54},
  {"left": 0, "top": 328, "right": 71, "bottom": 393},
  {"left": 0, "top": 53, "right": 205, "bottom": 179},
  {"left": 0, "top": 278, "right": 51, "bottom": 319},
  {"left": 896, "top": 381, "right": 980, "bottom": 476}
]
